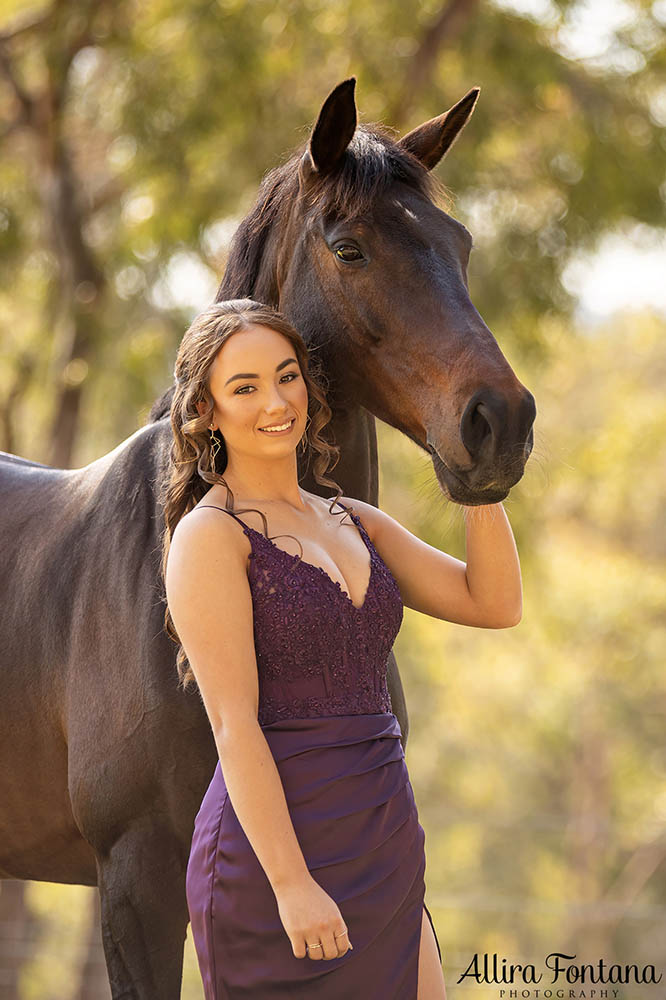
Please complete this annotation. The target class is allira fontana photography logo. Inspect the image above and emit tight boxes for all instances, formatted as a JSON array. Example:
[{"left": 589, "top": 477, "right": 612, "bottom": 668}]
[{"left": 457, "top": 951, "right": 662, "bottom": 998}]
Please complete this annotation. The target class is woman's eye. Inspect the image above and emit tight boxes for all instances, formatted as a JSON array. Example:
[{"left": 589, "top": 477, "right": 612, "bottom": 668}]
[
  {"left": 335, "top": 245, "right": 363, "bottom": 262},
  {"left": 235, "top": 372, "right": 298, "bottom": 395}
]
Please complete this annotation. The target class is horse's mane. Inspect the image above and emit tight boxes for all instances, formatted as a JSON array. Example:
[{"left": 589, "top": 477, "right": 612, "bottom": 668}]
[
  {"left": 148, "top": 387, "right": 174, "bottom": 423},
  {"left": 147, "top": 122, "right": 452, "bottom": 425}
]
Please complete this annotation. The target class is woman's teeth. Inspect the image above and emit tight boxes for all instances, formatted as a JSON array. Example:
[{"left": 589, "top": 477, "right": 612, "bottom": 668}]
[{"left": 259, "top": 418, "right": 295, "bottom": 433}]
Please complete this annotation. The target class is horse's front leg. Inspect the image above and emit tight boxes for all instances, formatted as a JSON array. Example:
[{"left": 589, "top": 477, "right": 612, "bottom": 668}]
[{"left": 94, "top": 819, "right": 190, "bottom": 999}]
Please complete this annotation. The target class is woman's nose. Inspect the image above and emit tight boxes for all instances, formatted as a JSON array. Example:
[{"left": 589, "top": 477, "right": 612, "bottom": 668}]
[{"left": 264, "top": 387, "right": 290, "bottom": 410}]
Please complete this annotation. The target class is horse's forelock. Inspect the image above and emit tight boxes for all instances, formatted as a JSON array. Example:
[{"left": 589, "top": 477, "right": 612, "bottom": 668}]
[{"left": 305, "top": 124, "right": 441, "bottom": 221}]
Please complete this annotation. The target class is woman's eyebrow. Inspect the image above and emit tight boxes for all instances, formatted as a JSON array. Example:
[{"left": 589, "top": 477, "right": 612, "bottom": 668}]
[{"left": 224, "top": 357, "right": 298, "bottom": 386}]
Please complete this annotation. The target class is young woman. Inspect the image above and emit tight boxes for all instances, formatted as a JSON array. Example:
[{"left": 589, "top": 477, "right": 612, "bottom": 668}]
[{"left": 162, "top": 298, "right": 522, "bottom": 999}]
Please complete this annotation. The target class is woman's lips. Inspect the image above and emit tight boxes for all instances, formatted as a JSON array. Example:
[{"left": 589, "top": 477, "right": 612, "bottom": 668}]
[{"left": 258, "top": 417, "right": 296, "bottom": 435}]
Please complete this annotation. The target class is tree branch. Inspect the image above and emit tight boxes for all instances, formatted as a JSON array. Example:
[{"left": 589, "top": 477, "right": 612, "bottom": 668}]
[
  {"left": 0, "top": 6, "right": 55, "bottom": 44},
  {"left": 0, "top": 43, "right": 34, "bottom": 119},
  {"left": 388, "top": 0, "right": 481, "bottom": 128}
]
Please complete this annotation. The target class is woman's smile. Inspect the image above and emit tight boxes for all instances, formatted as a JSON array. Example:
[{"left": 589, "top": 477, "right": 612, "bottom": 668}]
[{"left": 258, "top": 417, "right": 297, "bottom": 436}]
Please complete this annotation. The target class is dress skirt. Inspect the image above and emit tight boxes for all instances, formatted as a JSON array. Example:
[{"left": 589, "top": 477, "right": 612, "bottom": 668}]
[{"left": 186, "top": 712, "right": 429, "bottom": 999}]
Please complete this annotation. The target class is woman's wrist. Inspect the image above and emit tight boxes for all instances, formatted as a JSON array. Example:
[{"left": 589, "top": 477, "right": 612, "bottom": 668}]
[
  {"left": 270, "top": 866, "right": 314, "bottom": 897},
  {"left": 462, "top": 500, "right": 504, "bottom": 516}
]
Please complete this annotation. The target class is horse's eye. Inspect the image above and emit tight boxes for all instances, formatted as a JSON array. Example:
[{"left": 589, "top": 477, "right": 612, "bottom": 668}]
[{"left": 335, "top": 245, "right": 363, "bottom": 262}]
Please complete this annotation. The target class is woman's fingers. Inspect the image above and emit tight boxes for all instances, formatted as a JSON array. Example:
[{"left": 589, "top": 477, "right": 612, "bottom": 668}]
[
  {"left": 334, "top": 927, "right": 352, "bottom": 957},
  {"left": 301, "top": 927, "right": 352, "bottom": 961},
  {"left": 305, "top": 938, "right": 324, "bottom": 961},
  {"left": 319, "top": 929, "right": 340, "bottom": 960}
]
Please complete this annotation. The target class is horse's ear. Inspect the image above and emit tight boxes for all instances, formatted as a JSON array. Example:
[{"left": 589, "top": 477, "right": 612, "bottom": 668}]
[
  {"left": 398, "top": 87, "right": 480, "bottom": 171},
  {"left": 299, "top": 77, "right": 357, "bottom": 182}
]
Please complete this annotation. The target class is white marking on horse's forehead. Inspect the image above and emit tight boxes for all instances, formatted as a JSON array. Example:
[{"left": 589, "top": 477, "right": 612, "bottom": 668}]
[{"left": 392, "top": 198, "right": 419, "bottom": 220}]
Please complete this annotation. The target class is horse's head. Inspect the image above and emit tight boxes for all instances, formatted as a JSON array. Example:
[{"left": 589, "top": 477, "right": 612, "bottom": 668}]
[{"left": 217, "top": 77, "right": 535, "bottom": 505}]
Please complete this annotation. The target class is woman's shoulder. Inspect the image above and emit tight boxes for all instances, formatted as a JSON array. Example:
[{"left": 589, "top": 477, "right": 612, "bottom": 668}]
[{"left": 174, "top": 498, "right": 252, "bottom": 556}]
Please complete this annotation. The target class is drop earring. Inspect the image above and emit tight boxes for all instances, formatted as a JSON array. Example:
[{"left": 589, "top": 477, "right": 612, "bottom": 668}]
[
  {"left": 298, "top": 414, "right": 312, "bottom": 455},
  {"left": 209, "top": 426, "right": 221, "bottom": 475}
]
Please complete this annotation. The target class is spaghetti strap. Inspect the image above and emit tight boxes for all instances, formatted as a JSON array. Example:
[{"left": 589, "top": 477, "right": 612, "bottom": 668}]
[
  {"left": 196, "top": 499, "right": 353, "bottom": 528},
  {"left": 194, "top": 505, "right": 247, "bottom": 528},
  {"left": 197, "top": 498, "right": 368, "bottom": 552}
]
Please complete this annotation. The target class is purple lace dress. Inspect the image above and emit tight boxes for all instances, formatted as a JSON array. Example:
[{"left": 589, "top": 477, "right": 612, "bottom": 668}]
[{"left": 185, "top": 499, "right": 440, "bottom": 998}]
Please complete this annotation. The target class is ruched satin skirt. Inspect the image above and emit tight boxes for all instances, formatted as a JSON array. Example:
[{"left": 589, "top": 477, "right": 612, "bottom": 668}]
[{"left": 186, "top": 712, "right": 436, "bottom": 999}]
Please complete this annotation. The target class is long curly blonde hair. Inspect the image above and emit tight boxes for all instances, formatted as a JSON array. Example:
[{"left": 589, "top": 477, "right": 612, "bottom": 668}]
[{"left": 159, "top": 298, "right": 349, "bottom": 692}]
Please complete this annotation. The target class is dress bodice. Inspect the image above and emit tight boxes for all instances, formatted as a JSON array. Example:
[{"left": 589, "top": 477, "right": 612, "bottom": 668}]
[{"left": 194, "top": 499, "right": 404, "bottom": 725}]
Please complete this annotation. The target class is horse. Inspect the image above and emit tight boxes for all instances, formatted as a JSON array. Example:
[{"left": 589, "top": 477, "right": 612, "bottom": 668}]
[{"left": 0, "top": 77, "right": 535, "bottom": 997}]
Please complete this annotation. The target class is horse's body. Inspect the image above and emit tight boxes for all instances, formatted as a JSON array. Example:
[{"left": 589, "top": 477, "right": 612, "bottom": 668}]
[{"left": 0, "top": 79, "right": 535, "bottom": 996}]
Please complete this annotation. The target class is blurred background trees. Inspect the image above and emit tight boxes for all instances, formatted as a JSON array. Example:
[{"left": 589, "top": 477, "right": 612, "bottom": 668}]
[{"left": 0, "top": 0, "right": 664, "bottom": 996}]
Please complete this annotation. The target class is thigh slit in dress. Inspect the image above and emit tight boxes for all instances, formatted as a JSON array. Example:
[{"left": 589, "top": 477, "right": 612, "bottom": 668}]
[{"left": 185, "top": 500, "right": 442, "bottom": 998}]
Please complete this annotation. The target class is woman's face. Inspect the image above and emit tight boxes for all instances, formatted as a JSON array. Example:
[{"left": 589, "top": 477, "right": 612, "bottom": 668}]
[{"left": 199, "top": 323, "right": 309, "bottom": 458}]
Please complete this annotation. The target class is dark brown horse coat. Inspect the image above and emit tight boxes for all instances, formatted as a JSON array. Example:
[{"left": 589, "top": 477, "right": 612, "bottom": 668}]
[{"left": 0, "top": 78, "right": 535, "bottom": 997}]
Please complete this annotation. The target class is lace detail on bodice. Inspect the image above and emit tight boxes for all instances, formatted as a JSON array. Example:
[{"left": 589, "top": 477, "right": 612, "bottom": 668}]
[{"left": 193, "top": 499, "right": 404, "bottom": 725}]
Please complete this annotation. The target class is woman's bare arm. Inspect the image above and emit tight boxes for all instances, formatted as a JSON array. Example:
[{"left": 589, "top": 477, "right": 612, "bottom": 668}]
[
  {"left": 337, "top": 497, "right": 522, "bottom": 628},
  {"left": 462, "top": 502, "right": 522, "bottom": 626},
  {"left": 165, "top": 509, "right": 309, "bottom": 893}
]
